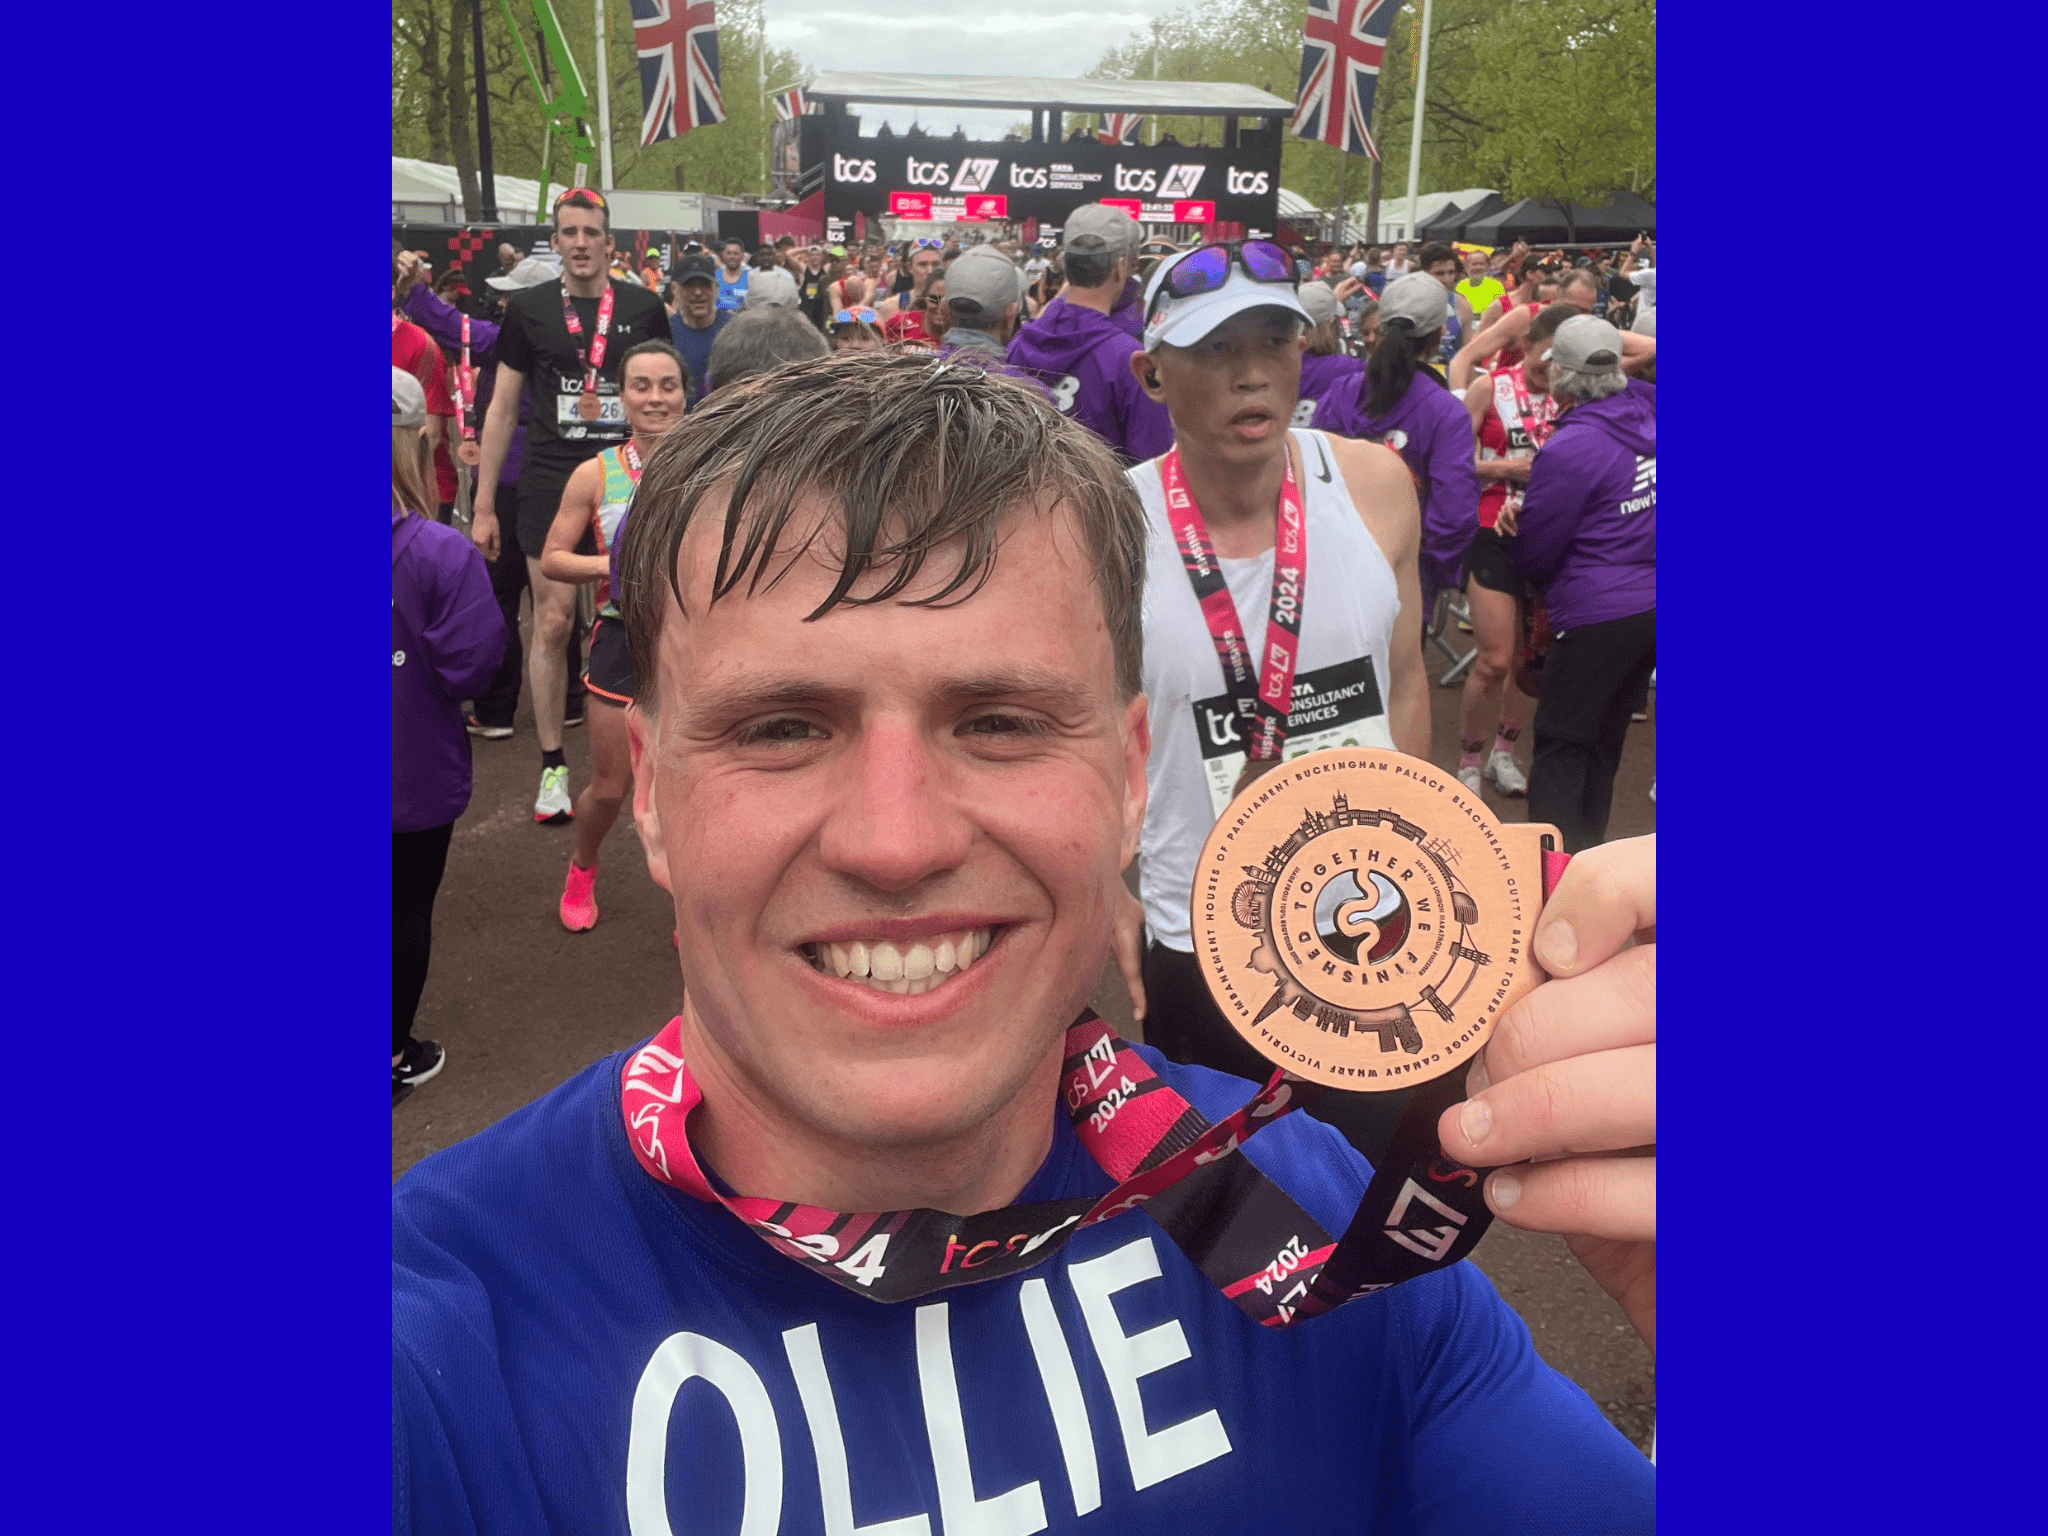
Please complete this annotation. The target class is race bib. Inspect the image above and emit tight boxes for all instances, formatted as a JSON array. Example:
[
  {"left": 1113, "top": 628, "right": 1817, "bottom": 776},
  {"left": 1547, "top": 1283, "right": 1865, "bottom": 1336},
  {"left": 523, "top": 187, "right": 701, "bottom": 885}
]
[
  {"left": 556, "top": 391, "right": 626, "bottom": 427},
  {"left": 1190, "top": 655, "right": 1394, "bottom": 819}
]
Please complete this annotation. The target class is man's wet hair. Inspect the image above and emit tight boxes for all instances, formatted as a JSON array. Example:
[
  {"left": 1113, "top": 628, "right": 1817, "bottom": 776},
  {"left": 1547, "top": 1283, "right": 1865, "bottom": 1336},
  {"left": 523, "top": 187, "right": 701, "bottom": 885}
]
[
  {"left": 1418, "top": 241, "right": 1457, "bottom": 271},
  {"left": 618, "top": 351, "right": 1147, "bottom": 713},
  {"left": 703, "top": 307, "right": 830, "bottom": 395}
]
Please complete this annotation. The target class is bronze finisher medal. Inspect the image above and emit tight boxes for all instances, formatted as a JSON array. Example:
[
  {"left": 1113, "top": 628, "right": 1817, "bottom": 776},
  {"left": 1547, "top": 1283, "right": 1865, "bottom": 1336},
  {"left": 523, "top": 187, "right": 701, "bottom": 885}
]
[
  {"left": 576, "top": 389, "right": 602, "bottom": 421},
  {"left": 1194, "top": 748, "right": 1561, "bottom": 1091}
]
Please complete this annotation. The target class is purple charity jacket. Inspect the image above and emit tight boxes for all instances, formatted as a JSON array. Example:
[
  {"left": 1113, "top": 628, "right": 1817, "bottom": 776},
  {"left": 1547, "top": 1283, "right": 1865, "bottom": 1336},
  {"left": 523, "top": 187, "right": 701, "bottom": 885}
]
[
  {"left": 1006, "top": 297, "right": 1173, "bottom": 465},
  {"left": 1509, "top": 385, "right": 1656, "bottom": 631},
  {"left": 401, "top": 284, "right": 533, "bottom": 487},
  {"left": 1032, "top": 277, "right": 1143, "bottom": 337},
  {"left": 1319, "top": 370, "right": 1480, "bottom": 611},
  {"left": 393, "top": 509, "right": 508, "bottom": 833},
  {"left": 1296, "top": 352, "right": 1365, "bottom": 428}
]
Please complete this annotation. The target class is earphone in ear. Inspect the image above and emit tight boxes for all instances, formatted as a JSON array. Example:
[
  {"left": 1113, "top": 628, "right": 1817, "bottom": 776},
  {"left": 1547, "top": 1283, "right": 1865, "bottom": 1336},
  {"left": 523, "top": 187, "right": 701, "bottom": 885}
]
[{"left": 1143, "top": 370, "right": 1160, "bottom": 389}]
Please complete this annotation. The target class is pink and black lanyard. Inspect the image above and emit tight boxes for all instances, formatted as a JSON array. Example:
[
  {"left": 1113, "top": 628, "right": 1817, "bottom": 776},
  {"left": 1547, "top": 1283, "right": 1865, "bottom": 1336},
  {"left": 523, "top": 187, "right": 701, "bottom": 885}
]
[
  {"left": 1158, "top": 445, "right": 1306, "bottom": 764},
  {"left": 1503, "top": 364, "right": 1555, "bottom": 453},
  {"left": 560, "top": 281, "right": 617, "bottom": 394},
  {"left": 618, "top": 926, "right": 1558, "bottom": 1331},
  {"left": 455, "top": 315, "right": 476, "bottom": 441}
]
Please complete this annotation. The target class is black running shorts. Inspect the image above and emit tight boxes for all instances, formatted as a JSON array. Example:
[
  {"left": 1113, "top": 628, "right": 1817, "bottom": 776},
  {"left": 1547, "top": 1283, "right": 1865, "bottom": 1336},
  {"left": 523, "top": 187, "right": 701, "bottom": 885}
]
[
  {"left": 1464, "top": 525, "right": 1527, "bottom": 600},
  {"left": 584, "top": 614, "right": 636, "bottom": 704}
]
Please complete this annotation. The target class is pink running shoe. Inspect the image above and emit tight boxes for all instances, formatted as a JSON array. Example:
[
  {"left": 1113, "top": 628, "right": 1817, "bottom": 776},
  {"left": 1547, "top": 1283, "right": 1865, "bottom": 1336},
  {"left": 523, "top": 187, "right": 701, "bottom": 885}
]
[{"left": 560, "top": 861, "right": 599, "bottom": 931}]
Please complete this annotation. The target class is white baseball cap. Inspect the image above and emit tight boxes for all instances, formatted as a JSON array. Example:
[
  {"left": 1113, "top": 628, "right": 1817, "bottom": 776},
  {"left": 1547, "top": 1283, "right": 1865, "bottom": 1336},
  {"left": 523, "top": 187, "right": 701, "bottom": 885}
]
[
  {"left": 392, "top": 367, "right": 426, "bottom": 430},
  {"left": 1141, "top": 247, "right": 1310, "bottom": 350},
  {"left": 1550, "top": 314, "right": 1625, "bottom": 371},
  {"left": 1378, "top": 271, "right": 1452, "bottom": 335},
  {"left": 745, "top": 267, "right": 802, "bottom": 309},
  {"left": 485, "top": 256, "right": 561, "bottom": 292},
  {"left": 1296, "top": 280, "right": 1343, "bottom": 328}
]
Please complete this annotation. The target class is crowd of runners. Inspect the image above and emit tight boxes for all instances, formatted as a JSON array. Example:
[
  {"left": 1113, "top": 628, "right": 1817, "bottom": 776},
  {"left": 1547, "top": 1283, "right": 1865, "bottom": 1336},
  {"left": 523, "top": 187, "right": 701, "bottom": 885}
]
[{"left": 392, "top": 186, "right": 1657, "bottom": 1529}]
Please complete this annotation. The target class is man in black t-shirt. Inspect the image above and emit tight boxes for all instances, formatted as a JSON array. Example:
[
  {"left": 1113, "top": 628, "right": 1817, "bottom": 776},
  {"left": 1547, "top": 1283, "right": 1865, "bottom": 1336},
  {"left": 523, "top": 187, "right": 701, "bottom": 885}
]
[{"left": 472, "top": 187, "right": 669, "bottom": 824}]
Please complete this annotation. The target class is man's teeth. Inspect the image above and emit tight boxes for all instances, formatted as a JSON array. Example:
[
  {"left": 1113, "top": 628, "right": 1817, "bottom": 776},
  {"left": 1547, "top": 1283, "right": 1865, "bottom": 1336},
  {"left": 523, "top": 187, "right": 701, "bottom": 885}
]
[{"left": 811, "top": 928, "right": 992, "bottom": 995}]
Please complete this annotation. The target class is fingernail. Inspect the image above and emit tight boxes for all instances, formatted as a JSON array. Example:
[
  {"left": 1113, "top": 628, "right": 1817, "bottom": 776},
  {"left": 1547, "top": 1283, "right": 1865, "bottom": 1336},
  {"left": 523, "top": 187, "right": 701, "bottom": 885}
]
[
  {"left": 1489, "top": 1171, "right": 1521, "bottom": 1211},
  {"left": 1467, "top": 1054, "right": 1490, "bottom": 1095},
  {"left": 1537, "top": 917, "right": 1578, "bottom": 973},
  {"left": 1459, "top": 1097, "right": 1492, "bottom": 1147}
]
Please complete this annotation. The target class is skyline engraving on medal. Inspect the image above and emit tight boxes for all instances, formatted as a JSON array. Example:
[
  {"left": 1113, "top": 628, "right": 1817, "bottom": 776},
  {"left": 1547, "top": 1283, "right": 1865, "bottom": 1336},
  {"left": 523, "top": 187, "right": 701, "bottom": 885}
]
[{"left": 1193, "top": 752, "right": 1543, "bottom": 1091}]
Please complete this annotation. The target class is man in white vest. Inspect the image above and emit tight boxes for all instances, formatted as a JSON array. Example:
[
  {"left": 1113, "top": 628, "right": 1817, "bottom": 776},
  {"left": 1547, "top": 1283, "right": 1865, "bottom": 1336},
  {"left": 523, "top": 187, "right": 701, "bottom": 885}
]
[{"left": 1114, "top": 241, "right": 1432, "bottom": 1162}]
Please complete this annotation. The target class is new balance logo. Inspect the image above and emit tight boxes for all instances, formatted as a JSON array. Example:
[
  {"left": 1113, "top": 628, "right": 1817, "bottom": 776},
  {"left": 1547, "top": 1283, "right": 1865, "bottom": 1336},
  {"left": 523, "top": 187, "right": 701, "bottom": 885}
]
[{"left": 1620, "top": 454, "right": 1656, "bottom": 515}]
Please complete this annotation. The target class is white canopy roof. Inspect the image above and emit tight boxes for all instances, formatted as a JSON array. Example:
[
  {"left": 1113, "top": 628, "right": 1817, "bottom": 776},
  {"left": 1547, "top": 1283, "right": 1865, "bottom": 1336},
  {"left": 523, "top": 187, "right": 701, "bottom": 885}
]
[
  {"left": 1276, "top": 186, "right": 1500, "bottom": 242},
  {"left": 805, "top": 71, "right": 1293, "bottom": 117},
  {"left": 392, "top": 156, "right": 570, "bottom": 220}
]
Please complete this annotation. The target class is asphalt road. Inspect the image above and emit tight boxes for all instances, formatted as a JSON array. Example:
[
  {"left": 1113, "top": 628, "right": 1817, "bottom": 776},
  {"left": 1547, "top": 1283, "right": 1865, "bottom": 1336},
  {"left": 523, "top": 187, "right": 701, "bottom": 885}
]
[{"left": 395, "top": 609, "right": 1656, "bottom": 1453}]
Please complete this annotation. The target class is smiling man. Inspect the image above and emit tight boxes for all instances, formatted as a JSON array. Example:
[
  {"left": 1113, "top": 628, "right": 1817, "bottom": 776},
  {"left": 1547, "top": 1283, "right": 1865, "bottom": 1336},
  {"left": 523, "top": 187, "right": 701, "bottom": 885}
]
[{"left": 393, "top": 353, "right": 1656, "bottom": 1534}]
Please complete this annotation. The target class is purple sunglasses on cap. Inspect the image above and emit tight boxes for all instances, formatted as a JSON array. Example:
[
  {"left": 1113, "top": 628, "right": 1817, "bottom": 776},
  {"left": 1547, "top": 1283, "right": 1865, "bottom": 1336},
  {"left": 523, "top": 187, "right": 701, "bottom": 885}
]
[{"left": 1149, "top": 240, "right": 1296, "bottom": 319}]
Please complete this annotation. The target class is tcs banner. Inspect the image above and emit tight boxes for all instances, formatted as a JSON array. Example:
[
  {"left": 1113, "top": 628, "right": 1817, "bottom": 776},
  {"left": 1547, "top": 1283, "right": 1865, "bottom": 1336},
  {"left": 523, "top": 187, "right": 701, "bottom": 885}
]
[{"left": 809, "top": 115, "right": 1280, "bottom": 236}]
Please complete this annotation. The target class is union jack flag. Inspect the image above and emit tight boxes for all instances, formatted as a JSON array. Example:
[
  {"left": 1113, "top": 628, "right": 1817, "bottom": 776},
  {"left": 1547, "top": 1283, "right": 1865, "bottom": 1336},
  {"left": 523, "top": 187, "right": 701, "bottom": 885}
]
[
  {"left": 1097, "top": 113, "right": 1141, "bottom": 145},
  {"left": 1290, "top": 0, "right": 1402, "bottom": 159},
  {"left": 632, "top": 0, "right": 724, "bottom": 146},
  {"left": 771, "top": 87, "right": 807, "bottom": 122}
]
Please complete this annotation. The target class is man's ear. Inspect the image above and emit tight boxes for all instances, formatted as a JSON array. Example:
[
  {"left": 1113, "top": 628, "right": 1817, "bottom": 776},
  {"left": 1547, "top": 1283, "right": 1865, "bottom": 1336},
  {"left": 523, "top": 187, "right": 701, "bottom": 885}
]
[
  {"left": 626, "top": 704, "right": 672, "bottom": 894},
  {"left": 1119, "top": 692, "right": 1151, "bottom": 871},
  {"left": 1129, "top": 350, "right": 1166, "bottom": 400}
]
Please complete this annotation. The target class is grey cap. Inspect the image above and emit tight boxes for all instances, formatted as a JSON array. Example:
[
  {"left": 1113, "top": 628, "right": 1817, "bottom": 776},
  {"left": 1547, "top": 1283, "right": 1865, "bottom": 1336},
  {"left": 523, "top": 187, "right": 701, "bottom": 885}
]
[
  {"left": 1296, "top": 280, "right": 1342, "bottom": 328},
  {"left": 943, "top": 249, "right": 1019, "bottom": 318},
  {"left": 745, "top": 267, "right": 801, "bottom": 309},
  {"left": 392, "top": 366, "right": 426, "bottom": 430},
  {"left": 1378, "top": 271, "right": 1451, "bottom": 336},
  {"left": 1550, "top": 313, "right": 1624, "bottom": 371},
  {"left": 1062, "top": 202, "right": 1141, "bottom": 260},
  {"left": 485, "top": 256, "right": 562, "bottom": 291}
]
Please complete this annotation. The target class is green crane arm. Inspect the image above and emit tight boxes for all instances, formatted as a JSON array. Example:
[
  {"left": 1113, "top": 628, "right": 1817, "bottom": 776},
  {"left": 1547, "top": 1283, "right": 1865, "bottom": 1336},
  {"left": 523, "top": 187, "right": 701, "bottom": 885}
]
[{"left": 500, "top": 0, "right": 596, "bottom": 219}]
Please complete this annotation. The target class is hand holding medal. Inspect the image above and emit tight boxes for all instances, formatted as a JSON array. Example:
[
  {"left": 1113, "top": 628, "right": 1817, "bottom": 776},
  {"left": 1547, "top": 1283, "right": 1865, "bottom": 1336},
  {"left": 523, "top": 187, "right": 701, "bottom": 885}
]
[{"left": 1435, "top": 834, "right": 1657, "bottom": 1352}]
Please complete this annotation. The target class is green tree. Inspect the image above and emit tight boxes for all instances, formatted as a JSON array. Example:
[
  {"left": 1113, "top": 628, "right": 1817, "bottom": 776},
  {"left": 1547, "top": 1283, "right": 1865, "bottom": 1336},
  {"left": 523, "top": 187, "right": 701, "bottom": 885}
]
[
  {"left": 394, "top": 0, "right": 806, "bottom": 216},
  {"left": 1461, "top": 0, "right": 1655, "bottom": 214}
]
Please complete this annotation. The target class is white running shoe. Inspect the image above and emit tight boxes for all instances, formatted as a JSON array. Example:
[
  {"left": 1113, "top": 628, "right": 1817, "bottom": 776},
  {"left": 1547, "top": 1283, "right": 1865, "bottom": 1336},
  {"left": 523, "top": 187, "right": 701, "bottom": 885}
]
[
  {"left": 534, "top": 765, "right": 574, "bottom": 824},
  {"left": 1457, "top": 763, "right": 1484, "bottom": 794},
  {"left": 1486, "top": 751, "right": 1529, "bottom": 797}
]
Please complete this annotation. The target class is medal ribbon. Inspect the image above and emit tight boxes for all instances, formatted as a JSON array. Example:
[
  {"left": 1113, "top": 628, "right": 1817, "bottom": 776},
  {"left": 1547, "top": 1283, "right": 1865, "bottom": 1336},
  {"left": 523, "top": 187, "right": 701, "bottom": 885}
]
[
  {"left": 456, "top": 314, "right": 477, "bottom": 442},
  {"left": 560, "top": 281, "right": 618, "bottom": 395},
  {"left": 618, "top": 858, "right": 1568, "bottom": 1328},
  {"left": 1507, "top": 364, "right": 1557, "bottom": 451},
  {"left": 1158, "top": 446, "right": 1306, "bottom": 763}
]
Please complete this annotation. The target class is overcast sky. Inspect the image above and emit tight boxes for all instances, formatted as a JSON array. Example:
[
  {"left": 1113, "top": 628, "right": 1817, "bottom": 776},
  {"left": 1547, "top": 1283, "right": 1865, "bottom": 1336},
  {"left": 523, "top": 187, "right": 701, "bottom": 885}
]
[{"left": 765, "top": 1, "right": 1187, "bottom": 140}]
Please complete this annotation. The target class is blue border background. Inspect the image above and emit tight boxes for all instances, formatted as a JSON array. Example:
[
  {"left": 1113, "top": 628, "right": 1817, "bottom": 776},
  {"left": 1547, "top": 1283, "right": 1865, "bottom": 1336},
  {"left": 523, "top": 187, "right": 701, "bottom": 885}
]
[
  {"left": 14, "top": 4, "right": 388, "bottom": 1531},
  {"left": 1663, "top": 1, "right": 2041, "bottom": 1529}
]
